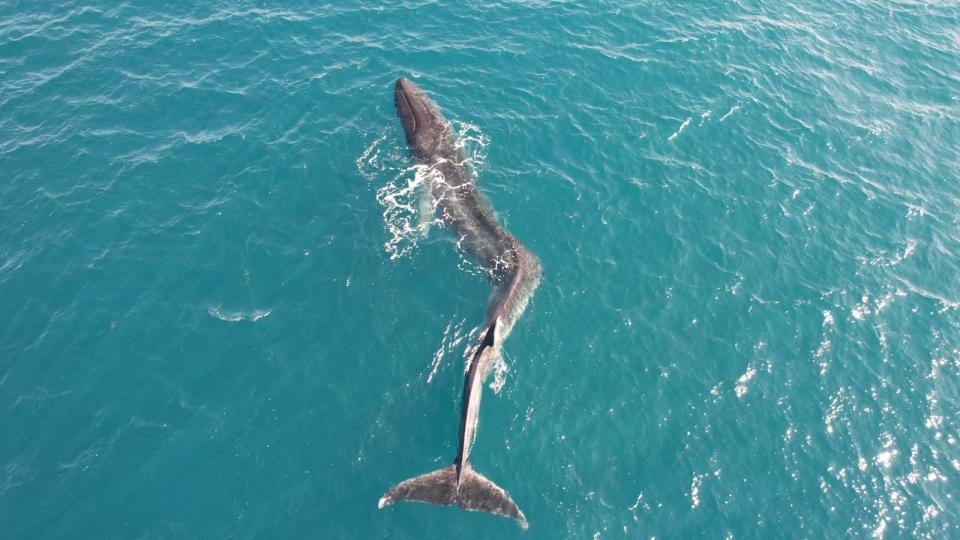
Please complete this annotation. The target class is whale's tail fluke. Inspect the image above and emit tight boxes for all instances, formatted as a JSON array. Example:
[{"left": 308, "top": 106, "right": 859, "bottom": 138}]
[{"left": 378, "top": 463, "right": 527, "bottom": 529}]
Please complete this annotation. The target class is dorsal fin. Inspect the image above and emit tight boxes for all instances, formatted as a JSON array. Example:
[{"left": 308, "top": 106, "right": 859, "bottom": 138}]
[{"left": 481, "top": 319, "right": 497, "bottom": 349}]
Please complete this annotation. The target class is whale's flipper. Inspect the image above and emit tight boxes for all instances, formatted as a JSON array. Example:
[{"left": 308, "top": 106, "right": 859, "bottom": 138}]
[
  {"left": 379, "top": 463, "right": 527, "bottom": 529},
  {"left": 417, "top": 181, "right": 437, "bottom": 236}
]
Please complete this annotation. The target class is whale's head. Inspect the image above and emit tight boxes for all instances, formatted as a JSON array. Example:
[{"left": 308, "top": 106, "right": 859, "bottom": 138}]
[{"left": 394, "top": 77, "right": 449, "bottom": 159}]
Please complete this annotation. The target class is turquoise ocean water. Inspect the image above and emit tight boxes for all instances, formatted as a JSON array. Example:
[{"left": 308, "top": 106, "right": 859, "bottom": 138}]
[{"left": 2, "top": 1, "right": 959, "bottom": 538}]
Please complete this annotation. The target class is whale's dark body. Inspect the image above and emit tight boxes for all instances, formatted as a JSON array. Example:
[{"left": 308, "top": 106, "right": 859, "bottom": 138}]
[{"left": 378, "top": 78, "right": 542, "bottom": 529}]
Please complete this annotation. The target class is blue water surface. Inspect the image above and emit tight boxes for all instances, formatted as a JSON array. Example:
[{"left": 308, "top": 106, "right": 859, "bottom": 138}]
[{"left": 2, "top": 1, "right": 959, "bottom": 538}]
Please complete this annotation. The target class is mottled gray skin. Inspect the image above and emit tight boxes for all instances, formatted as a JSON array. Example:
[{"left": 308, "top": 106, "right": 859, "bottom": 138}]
[{"left": 378, "top": 77, "right": 542, "bottom": 528}]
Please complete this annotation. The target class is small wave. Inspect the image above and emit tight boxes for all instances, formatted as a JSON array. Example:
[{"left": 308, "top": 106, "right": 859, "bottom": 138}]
[
  {"left": 861, "top": 241, "right": 918, "bottom": 268},
  {"left": 734, "top": 365, "right": 756, "bottom": 398},
  {"left": 815, "top": 310, "right": 835, "bottom": 375},
  {"left": 718, "top": 104, "right": 741, "bottom": 122},
  {"left": 207, "top": 307, "right": 272, "bottom": 322},
  {"left": 355, "top": 132, "right": 388, "bottom": 178},
  {"left": 0, "top": 461, "right": 32, "bottom": 497},
  {"left": 427, "top": 318, "right": 470, "bottom": 383},
  {"left": 667, "top": 117, "right": 691, "bottom": 141},
  {"left": 177, "top": 121, "right": 251, "bottom": 144}
]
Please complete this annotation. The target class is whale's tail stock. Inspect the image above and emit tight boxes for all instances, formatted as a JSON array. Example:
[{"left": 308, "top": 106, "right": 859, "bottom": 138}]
[{"left": 378, "top": 462, "right": 527, "bottom": 529}]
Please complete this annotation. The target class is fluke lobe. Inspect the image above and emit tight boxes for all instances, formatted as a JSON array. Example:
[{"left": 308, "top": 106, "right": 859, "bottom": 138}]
[{"left": 378, "top": 77, "right": 542, "bottom": 529}]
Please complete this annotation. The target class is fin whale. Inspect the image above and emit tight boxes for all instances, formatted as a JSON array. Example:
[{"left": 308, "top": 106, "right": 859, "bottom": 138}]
[{"left": 378, "top": 77, "right": 542, "bottom": 529}]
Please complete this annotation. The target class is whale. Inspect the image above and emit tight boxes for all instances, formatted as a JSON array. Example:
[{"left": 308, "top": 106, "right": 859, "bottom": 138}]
[{"left": 377, "top": 77, "right": 543, "bottom": 529}]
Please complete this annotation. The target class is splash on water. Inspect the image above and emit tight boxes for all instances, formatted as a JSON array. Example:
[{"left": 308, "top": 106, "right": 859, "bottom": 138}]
[
  {"left": 451, "top": 120, "right": 489, "bottom": 172},
  {"left": 356, "top": 121, "right": 489, "bottom": 261},
  {"left": 488, "top": 348, "right": 509, "bottom": 394}
]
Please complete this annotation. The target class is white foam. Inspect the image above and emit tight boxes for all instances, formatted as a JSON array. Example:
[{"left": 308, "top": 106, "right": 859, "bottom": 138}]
[
  {"left": 875, "top": 451, "right": 895, "bottom": 468},
  {"left": 815, "top": 310, "right": 834, "bottom": 374},
  {"left": 357, "top": 122, "right": 490, "bottom": 261},
  {"left": 375, "top": 166, "right": 433, "bottom": 260},
  {"left": 452, "top": 120, "right": 489, "bottom": 170},
  {"left": 735, "top": 365, "right": 756, "bottom": 398},
  {"left": 668, "top": 117, "right": 691, "bottom": 141},
  {"left": 852, "top": 295, "right": 870, "bottom": 320},
  {"left": 208, "top": 307, "right": 272, "bottom": 322},
  {"left": 719, "top": 104, "right": 741, "bottom": 122},
  {"left": 488, "top": 349, "right": 509, "bottom": 394},
  {"left": 690, "top": 474, "right": 702, "bottom": 508}
]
